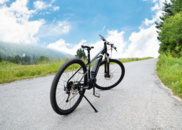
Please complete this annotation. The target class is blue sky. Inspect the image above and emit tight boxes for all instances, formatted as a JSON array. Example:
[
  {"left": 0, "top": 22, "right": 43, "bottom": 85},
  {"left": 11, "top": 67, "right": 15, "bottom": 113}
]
[{"left": 0, "top": 0, "right": 169, "bottom": 58}]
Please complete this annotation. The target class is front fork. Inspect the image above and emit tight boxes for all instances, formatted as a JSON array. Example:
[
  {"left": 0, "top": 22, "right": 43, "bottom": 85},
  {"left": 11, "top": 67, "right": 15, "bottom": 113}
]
[{"left": 104, "top": 53, "right": 110, "bottom": 78}]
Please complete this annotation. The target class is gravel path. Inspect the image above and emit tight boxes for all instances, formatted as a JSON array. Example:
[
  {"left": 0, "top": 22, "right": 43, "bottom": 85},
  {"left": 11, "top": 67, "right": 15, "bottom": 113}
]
[{"left": 0, "top": 59, "right": 182, "bottom": 130}]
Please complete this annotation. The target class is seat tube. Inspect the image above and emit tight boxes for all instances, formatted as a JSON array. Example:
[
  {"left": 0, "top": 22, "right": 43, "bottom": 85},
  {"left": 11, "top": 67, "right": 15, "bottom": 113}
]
[{"left": 87, "top": 49, "right": 90, "bottom": 79}]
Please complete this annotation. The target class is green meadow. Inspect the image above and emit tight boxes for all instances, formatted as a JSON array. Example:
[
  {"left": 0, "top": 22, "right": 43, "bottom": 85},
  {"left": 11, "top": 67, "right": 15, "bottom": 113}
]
[{"left": 0, "top": 57, "right": 153, "bottom": 84}]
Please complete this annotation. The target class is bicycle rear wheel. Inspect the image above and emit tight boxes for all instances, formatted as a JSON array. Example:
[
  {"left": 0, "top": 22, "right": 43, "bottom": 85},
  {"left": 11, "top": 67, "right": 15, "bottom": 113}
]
[
  {"left": 95, "top": 59, "right": 125, "bottom": 90},
  {"left": 50, "top": 58, "right": 87, "bottom": 115}
]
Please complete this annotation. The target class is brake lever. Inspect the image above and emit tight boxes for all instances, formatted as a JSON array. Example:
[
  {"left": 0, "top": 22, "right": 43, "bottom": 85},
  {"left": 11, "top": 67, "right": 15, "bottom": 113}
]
[
  {"left": 110, "top": 44, "right": 117, "bottom": 51},
  {"left": 113, "top": 46, "right": 117, "bottom": 51}
]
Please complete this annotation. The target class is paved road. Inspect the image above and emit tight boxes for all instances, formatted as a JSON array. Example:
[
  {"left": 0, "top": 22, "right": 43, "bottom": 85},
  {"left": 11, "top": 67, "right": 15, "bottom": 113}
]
[{"left": 0, "top": 59, "right": 182, "bottom": 130}]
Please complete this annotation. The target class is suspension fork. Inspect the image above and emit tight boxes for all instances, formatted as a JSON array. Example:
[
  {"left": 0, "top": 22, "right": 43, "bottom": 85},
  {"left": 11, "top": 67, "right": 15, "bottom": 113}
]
[{"left": 104, "top": 53, "right": 110, "bottom": 77}]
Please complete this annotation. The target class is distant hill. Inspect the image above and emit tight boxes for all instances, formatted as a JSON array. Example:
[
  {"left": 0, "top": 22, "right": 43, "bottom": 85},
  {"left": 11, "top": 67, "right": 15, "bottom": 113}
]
[{"left": 0, "top": 41, "right": 74, "bottom": 60}]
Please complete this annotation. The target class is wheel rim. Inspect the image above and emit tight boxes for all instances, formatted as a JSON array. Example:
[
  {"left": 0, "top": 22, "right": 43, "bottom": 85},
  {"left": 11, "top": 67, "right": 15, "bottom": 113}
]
[
  {"left": 55, "top": 63, "right": 85, "bottom": 111},
  {"left": 96, "top": 61, "right": 122, "bottom": 87}
]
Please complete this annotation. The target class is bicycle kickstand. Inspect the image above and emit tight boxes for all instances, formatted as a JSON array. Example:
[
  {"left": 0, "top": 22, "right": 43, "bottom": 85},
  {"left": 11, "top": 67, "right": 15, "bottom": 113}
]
[{"left": 80, "top": 92, "right": 98, "bottom": 113}]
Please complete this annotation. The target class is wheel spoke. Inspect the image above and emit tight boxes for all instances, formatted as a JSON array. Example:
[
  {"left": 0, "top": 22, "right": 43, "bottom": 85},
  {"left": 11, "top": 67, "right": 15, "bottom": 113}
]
[
  {"left": 95, "top": 60, "right": 124, "bottom": 90},
  {"left": 52, "top": 62, "right": 85, "bottom": 113}
]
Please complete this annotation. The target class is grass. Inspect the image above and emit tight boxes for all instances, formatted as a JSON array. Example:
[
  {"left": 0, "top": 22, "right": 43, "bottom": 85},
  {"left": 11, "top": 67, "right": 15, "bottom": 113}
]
[
  {"left": 156, "top": 54, "right": 182, "bottom": 99},
  {"left": 119, "top": 57, "right": 153, "bottom": 63},
  {"left": 0, "top": 57, "right": 153, "bottom": 84},
  {"left": 0, "top": 59, "right": 67, "bottom": 83}
]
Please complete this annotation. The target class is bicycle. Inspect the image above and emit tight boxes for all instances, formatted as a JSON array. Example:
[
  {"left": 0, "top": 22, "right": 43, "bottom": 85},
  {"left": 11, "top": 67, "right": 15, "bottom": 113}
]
[{"left": 50, "top": 34, "right": 125, "bottom": 115}]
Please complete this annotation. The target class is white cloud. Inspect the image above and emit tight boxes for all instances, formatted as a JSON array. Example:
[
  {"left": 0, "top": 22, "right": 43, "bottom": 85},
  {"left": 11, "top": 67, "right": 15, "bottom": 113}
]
[
  {"left": 47, "top": 39, "right": 87, "bottom": 55},
  {"left": 37, "top": 21, "right": 70, "bottom": 38},
  {"left": 0, "top": 0, "right": 9, "bottom": 4},
  {"left": 47, "top": 26, "right": 159, "bottom": 58},
  {"left": 33, "top": 1, "right": 51, "bottom": 10},
  {"left": 146, "top": 0, "right": 171, "bottom": 21},
  {"left": 125, "top": 0, "right": 167, "bottom": 58},
  {"left": 122, "top": 25, "right": 159, "bottom": 58},
  {"left": 33, "top": 0, "right": 59, "bottom": 11},
  {"left": 143, "top": 0, "right": 170, "bottom": 27},
  {"left": 103, "top": 30, "right": 126, "bottom": 58},
  {"left": 103, "top": 26, "right": 105, "bottom": 30},
  {"left": 50, "top": 0, "right": 56, "bottom": 4},
  {"left": 0, "top": 0, "right": 44, "bottom": 44},
  {"left": 47, "top": 30, "right": 127, "bottom": 58},
  {"left": 151, "top": 3, "right": 160, "bottom": 10},
  {"left": 144, "top": 18, "right": 156, "bottom": 26},
  {"left": 53, "top": 6, "right": 59, "bottom": 11}
]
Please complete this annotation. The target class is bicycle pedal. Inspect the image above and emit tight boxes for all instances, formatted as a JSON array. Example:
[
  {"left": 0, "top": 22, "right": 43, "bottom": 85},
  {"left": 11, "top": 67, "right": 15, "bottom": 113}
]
[{"left": 94, "top": 93, "right": 100, "bottom": 98}]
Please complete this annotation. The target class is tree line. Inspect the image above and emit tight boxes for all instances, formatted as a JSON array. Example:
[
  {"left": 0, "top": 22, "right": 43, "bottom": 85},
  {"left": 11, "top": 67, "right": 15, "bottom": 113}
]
[
  {"left": 156, "top": 0, "right": 182, "bottom": 57},
  {"left": 0, "top": 54, "right": 49, "bottom": 65},
  {"left": 0, "top": 48, "right": 87, "bottom": 64}
]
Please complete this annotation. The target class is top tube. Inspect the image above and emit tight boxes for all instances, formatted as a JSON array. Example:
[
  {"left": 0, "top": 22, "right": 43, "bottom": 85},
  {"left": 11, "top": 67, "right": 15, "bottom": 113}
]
[{"left": 86, "top": 45, "right": 106, "bottom": 66}]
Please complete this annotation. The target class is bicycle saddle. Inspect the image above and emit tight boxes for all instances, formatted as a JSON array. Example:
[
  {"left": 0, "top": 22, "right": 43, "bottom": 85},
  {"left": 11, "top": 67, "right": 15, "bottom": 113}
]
[{"left": 81, "top": 45, "right": 94, "bottom": 50}]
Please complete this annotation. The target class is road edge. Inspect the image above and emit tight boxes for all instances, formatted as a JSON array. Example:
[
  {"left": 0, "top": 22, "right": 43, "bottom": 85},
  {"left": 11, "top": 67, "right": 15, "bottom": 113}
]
[{"left": 156, "top": 73, "right": 182, "bottom": 102}]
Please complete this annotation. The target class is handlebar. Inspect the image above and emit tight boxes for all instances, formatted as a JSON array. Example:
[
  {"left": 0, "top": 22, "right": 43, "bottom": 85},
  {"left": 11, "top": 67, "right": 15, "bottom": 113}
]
[
  {"left": 99, "top": 34, "right": 106, "bottom": 41},
  {"left": 99, "top": 34, "right": 117, "bottom": 51}
]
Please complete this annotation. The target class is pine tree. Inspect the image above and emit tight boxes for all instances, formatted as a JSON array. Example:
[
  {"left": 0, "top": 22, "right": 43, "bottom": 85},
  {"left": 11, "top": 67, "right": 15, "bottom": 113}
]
[
  {"left": 32, "top": 54, "right": 36, "bottom": 64},
  {"left": 15, "top": 55, "right": 22, "bottom": 64},
  {"left": 155, "top": 1, "right": 173, "bottom": 38},
  {"left": 0, "top": 55, "right": 3, "bottom": 62},
  {"left": 75, "top": 48, "right": 86, "bottom": 59}
]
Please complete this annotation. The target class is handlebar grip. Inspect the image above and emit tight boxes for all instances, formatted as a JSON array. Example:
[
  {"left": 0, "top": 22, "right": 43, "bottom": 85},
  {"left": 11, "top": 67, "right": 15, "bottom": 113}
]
[{"left": 81, "top": 45, "right": 85, "bottom": 48}]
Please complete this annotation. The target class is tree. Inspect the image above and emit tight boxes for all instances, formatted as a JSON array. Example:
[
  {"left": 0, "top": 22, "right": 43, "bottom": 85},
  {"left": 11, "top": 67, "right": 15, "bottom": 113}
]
[
  {"left": 22, "top": 56, "right": 31, "bottom": 65},
  {"left": 32, "top": 54, "right": 37, "bottom": 64},
  {"left": 75, "top": 48, "right": 86, "bottom": 59},
  {"left": 37, "top": 56, "right": 49, "bottom": 63},
  {"left": 155, "top": 0, "right": 182, "bottom": 56},
  {"left": 159, "top": 13, "right": 182, "bottom": 57},
  {"left": 171, "top": 0, "right": 182, "bottom": 14},
  {"left": 10, "top": 57, "right": 16, "bottom": 63},
  {"left": 155, "top": 1, "right": 173, "bottom": 39},
  {"left": 7, "top": 56, "right": 11, "bottom": 61},
  {"left": 0, "top": 55, "right": 3, "bottom": 62},
  {"left": 15, "top": 55, "right": 22, "bottom": 64}
]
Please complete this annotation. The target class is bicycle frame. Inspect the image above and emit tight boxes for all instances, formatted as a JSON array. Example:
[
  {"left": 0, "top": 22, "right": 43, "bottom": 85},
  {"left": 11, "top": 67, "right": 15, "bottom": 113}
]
[{"left": 67, "top": 42, "right": 110, "bottom": 88}]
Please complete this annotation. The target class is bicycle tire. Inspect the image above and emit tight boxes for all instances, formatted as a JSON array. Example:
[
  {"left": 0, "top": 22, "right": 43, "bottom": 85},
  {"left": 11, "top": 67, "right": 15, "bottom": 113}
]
[
  {"left": 50, "top": 58, "right": 87, "bottom": 115},
  {"left": 95, "top": 59, "right": 125, "bottom": 90}
]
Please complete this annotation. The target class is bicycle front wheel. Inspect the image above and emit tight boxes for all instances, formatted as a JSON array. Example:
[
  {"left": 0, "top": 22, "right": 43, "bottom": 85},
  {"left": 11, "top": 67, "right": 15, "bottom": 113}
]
[
  {"left": 50, "top": 58, "right": 87, "bottom": 115},
  {"left": 95, "top": 59, "right": 125, "bottom": 90}
]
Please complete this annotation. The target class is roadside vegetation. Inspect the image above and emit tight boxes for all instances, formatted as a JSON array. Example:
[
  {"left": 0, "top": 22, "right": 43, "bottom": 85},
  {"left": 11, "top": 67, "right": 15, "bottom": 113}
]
[
  {"left": 0, "top": 57, "right": 153, "bottom": 84},
  {"left": 155, "top": 0, "right": 182, "bottom": 99},
  {"left": 157, "top": 54, "right": 182, "bottom": 98},
  {"left": 119, "top": 57, "right": 153, "bottom": 63}
]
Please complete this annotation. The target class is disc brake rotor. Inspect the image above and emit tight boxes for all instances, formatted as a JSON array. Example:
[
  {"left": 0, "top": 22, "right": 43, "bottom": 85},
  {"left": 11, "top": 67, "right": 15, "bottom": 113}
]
[{"left": 105, "top": 73, "right": 113, "bottom": 80}]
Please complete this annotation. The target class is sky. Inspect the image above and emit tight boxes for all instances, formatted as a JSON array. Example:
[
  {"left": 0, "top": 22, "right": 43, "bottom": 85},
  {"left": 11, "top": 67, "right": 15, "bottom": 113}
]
[{"left": 0, "top": 0, "right": 171, "bottom": 58}]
